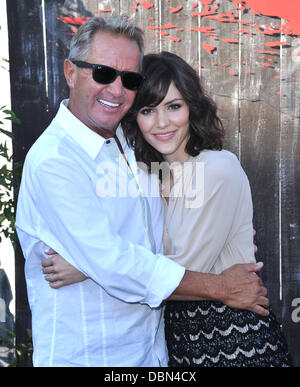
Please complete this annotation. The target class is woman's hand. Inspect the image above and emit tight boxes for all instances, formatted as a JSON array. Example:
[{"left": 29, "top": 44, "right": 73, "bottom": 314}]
[
  {"left": 42, "top": 249, "right": 88, "bottom": 289},
  {"left": 253, "top": 229, "right": 258, "bottom": 254}
]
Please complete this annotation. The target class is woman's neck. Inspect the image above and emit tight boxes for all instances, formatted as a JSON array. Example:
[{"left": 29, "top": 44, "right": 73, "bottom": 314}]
[
  {"left": 161, "top": 151, "right": 191, "bottom": 203},
  {"left": 163, "top": 151, "right": 190, "bottom": 165}
]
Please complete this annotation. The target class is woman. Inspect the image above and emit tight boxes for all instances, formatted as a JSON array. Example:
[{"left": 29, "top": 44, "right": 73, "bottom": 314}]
[
  {"left": 121, "top": 51, "right": 292, "bottom": 367},
  {"left": 44, "top": 51, "right": 292, "bottom": 367}
]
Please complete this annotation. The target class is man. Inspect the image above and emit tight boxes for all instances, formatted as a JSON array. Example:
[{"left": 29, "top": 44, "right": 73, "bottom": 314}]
[{"left": 16, "top": 16, "right": 268, "bottom": 367}]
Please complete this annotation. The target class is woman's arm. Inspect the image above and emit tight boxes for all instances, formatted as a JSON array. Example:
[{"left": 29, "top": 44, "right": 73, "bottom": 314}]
[{"left": 42, "top": 249, "right": 87, "bottom": 288}]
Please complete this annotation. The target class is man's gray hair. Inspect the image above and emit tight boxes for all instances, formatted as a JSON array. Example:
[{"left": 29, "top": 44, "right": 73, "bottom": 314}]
[{"left": 68, "top": 16, "right": 144, "bottom": 69}]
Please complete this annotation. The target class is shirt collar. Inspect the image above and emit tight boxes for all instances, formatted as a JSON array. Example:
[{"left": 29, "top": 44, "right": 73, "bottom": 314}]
[
  {"left": 55, "top": 99, "right": 124, "bottom": 160},
  {"left": 116, "top": 124, "right": 129, "bottom": 152}
]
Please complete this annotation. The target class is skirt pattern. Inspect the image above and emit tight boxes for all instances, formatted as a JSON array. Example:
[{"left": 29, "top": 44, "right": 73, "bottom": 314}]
[{"left": 164, "top": 300, "right": 293, "bottom": 367}]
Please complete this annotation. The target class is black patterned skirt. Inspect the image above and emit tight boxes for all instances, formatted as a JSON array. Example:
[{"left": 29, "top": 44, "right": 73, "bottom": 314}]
[{"left": 164, "top": 300, "right": 293, "bottom": 367}]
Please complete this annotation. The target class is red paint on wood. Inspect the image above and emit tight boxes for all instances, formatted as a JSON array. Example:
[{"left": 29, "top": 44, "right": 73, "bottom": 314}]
[
  {"left": 156, "top": 31, "right": 169, "bottom": 36},
  {"left": 92, "top": 9, "right": 111, "bottom": 12},
  {"left": 206, "top": 15, "right": 235, "bottom": 22},
  {"left": 265, "top": 41, "right": 285, "bottom": 47},
  {"left": 169, "top": 6, "right": 183, "bottom": 14},
  {"left": 190, "top": 26, "right": 215, "bottom": 36},
  {"left": 168, "top": 36, "right": 180, "bottom": 42},
  {"left": 203, "top": 43, "right": 216, "bottom": 53},
  {"left": 255, "top": 49, "right": 278, "bottom": 55},
  {"left": 231, "top": 0, "right": 300, "bottom": 35},
  {"left": 198, "top": 0, "right": 215, "bottom": 5},
  {"left": 148, "top": 24, "right": 177, "bottom": 30},
  {"left": 233, "top": 29, "right": 252, "bottom": 35},
  {"left": 192, "top": 0, "right": 218, "bottom": 17},
  {"left": 57, "top": 17, "right": 90, "bottom": 25},
  {"left": 222, "top": 38, "right": 239, "bottom": 43},
  {"left": 141, "top": 1, "right": 154, "bottom": 10}
]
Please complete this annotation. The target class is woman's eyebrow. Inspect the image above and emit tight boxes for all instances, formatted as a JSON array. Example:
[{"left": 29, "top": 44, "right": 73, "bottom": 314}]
[{"left": 164, "top": 98, "right": 184, "bottom": 105}]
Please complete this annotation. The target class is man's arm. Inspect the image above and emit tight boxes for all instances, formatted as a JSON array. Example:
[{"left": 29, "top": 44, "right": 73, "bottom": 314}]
[
  {"left": 43, "top": 253, "right": 269, "bottom": 316},
  {"left": 171, "top": 263, "right": 269, "bottom": 316},
  {"left": 31, "top": 156, "right": 185, "bottom": 309}
]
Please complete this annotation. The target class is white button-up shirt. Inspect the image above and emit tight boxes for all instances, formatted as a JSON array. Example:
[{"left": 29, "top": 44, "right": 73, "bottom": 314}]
[{"left": 16, "top": 100, "right": 185, "bottom": 367}]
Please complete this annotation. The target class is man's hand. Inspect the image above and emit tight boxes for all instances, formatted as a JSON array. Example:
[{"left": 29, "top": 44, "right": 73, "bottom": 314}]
[
  {"left": 42, "top": 249, "right": 88, "bottom": 289},
  {"left": 218, "top": 262, "right": 269, "bottom": 316}
]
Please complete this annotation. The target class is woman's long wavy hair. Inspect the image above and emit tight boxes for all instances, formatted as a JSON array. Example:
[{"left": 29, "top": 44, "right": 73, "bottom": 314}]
[{"left": 122, "top": 51, "right": 224, "bottom": 171}]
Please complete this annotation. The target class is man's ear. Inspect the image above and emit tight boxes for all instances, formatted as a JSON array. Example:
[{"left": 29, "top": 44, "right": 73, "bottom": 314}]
[{"left": 64, "top": 59, "right": 76, "bottom": 88}]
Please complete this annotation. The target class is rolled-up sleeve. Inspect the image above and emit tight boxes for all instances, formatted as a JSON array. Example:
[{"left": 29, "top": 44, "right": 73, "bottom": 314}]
[{"left": 33, "top": 156, "right": 185, "bottom": 308}]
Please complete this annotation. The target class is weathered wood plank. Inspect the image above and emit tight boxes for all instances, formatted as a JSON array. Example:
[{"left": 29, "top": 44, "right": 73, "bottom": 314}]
[
  {"left": 239, "top": 13, "right": 281, "bottom": 319},
  {"left": 280, "top": 34, "right": 300, "bottom": 367},
  {"left": 7, "top": 0, "right": 49, "bottom": 158},
  {"left": 197, "top": 1, "right": 240, "bottom": 156},
  {"left": 6, "top": 0, "right": 49, "bottom": 365},
  {"left": 120, "top": 0, "right": 161, "bottom": 55},
  {"left": 159, "top": 0, "right": 199, "bottom": 67}
]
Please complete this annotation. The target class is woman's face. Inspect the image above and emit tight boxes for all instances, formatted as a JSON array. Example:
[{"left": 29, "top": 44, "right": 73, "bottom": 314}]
[{"left": 137, "top": 82, "right": 190, "bottom": 164}]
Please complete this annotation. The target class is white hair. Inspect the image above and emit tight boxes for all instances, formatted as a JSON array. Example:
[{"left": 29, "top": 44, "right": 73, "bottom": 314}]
[{"left": 68, "top": 16, "right": 144, "bottom": 69}]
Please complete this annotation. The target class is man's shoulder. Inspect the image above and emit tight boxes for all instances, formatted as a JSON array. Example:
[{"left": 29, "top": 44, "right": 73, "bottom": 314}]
[{"left": 25, "top": 119, "right": 70, "bottom": 171}]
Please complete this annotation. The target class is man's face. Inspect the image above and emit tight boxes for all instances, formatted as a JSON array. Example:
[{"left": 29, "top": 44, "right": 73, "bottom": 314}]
[{"left": 65, "top": 32, "right": 140, "bottom": 138}]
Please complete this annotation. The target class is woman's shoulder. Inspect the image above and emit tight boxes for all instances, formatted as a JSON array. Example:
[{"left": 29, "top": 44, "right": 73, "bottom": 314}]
[
  {"left": 192, "top": 150, "right": 247, "bottom": 186},
  {"left": 193, "top": 149, "right": 237, "bottom": 162},
  {"left": 193, "top": 149, "right": 240, "bottom": 171}
]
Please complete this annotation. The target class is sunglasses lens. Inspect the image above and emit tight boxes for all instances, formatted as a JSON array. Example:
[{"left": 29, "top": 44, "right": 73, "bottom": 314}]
[
  {"left": 92, "top": 64, "right": 143, "bottom": 90},
  {"left": 93, "top": 66, "right": 116, "bottom": 84},
  {"left": 122, "top": 73, "right": 143, "bottom": 91}
]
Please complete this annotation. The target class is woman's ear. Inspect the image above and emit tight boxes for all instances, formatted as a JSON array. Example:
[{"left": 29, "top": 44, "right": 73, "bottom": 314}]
[{"left": 64, "top": 59, "right": 76, "bottom": 88}]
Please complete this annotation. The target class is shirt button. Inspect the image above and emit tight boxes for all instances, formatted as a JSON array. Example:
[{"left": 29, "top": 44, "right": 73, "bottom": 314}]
[{"left": 106, "top": 140, "right": 111, "bottom": 144}]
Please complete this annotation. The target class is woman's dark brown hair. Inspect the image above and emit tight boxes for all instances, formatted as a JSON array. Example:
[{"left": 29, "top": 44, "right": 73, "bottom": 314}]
[{"left": 122, "top": 51, "right": 224, "bottom": 170}]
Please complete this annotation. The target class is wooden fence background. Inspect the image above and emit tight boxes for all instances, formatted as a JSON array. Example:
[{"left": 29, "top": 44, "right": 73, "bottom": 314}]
[{"left": 6, "top": 0, "right": 300, "bottom": 366}]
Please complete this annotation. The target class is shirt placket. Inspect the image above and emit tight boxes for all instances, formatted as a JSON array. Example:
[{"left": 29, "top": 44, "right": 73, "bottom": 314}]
[{"left": 105, "top": 139, "right": 157, "bottom": 254}]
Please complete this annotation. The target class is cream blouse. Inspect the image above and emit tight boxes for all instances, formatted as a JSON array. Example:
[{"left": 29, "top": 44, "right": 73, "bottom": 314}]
[{"left": 162, "top": 150, "right": 256, "bottom": 275}]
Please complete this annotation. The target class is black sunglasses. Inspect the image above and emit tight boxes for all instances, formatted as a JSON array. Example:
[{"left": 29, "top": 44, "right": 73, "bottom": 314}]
[{"left": 71, "top": 60, "right": 144, "bottom": 91}]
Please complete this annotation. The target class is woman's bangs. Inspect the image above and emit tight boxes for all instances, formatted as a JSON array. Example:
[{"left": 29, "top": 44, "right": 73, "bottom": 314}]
[{"left": 138, "top": 70, "right": 172, "bottom": 109}]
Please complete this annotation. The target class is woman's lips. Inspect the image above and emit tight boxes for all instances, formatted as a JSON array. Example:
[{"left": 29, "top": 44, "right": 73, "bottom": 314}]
[{"left": 153, "top": 131, "right": 176, "bottom": 141}]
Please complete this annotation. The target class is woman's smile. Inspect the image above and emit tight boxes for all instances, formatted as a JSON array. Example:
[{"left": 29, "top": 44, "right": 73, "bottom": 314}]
[{"left": 152, "top": 130, "right": 176, "bottom": 141}]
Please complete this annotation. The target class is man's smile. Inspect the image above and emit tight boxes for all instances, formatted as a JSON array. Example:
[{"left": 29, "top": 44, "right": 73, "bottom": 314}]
[{"left": 97, "top": 98, "right": 121, "bottom": 108}]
